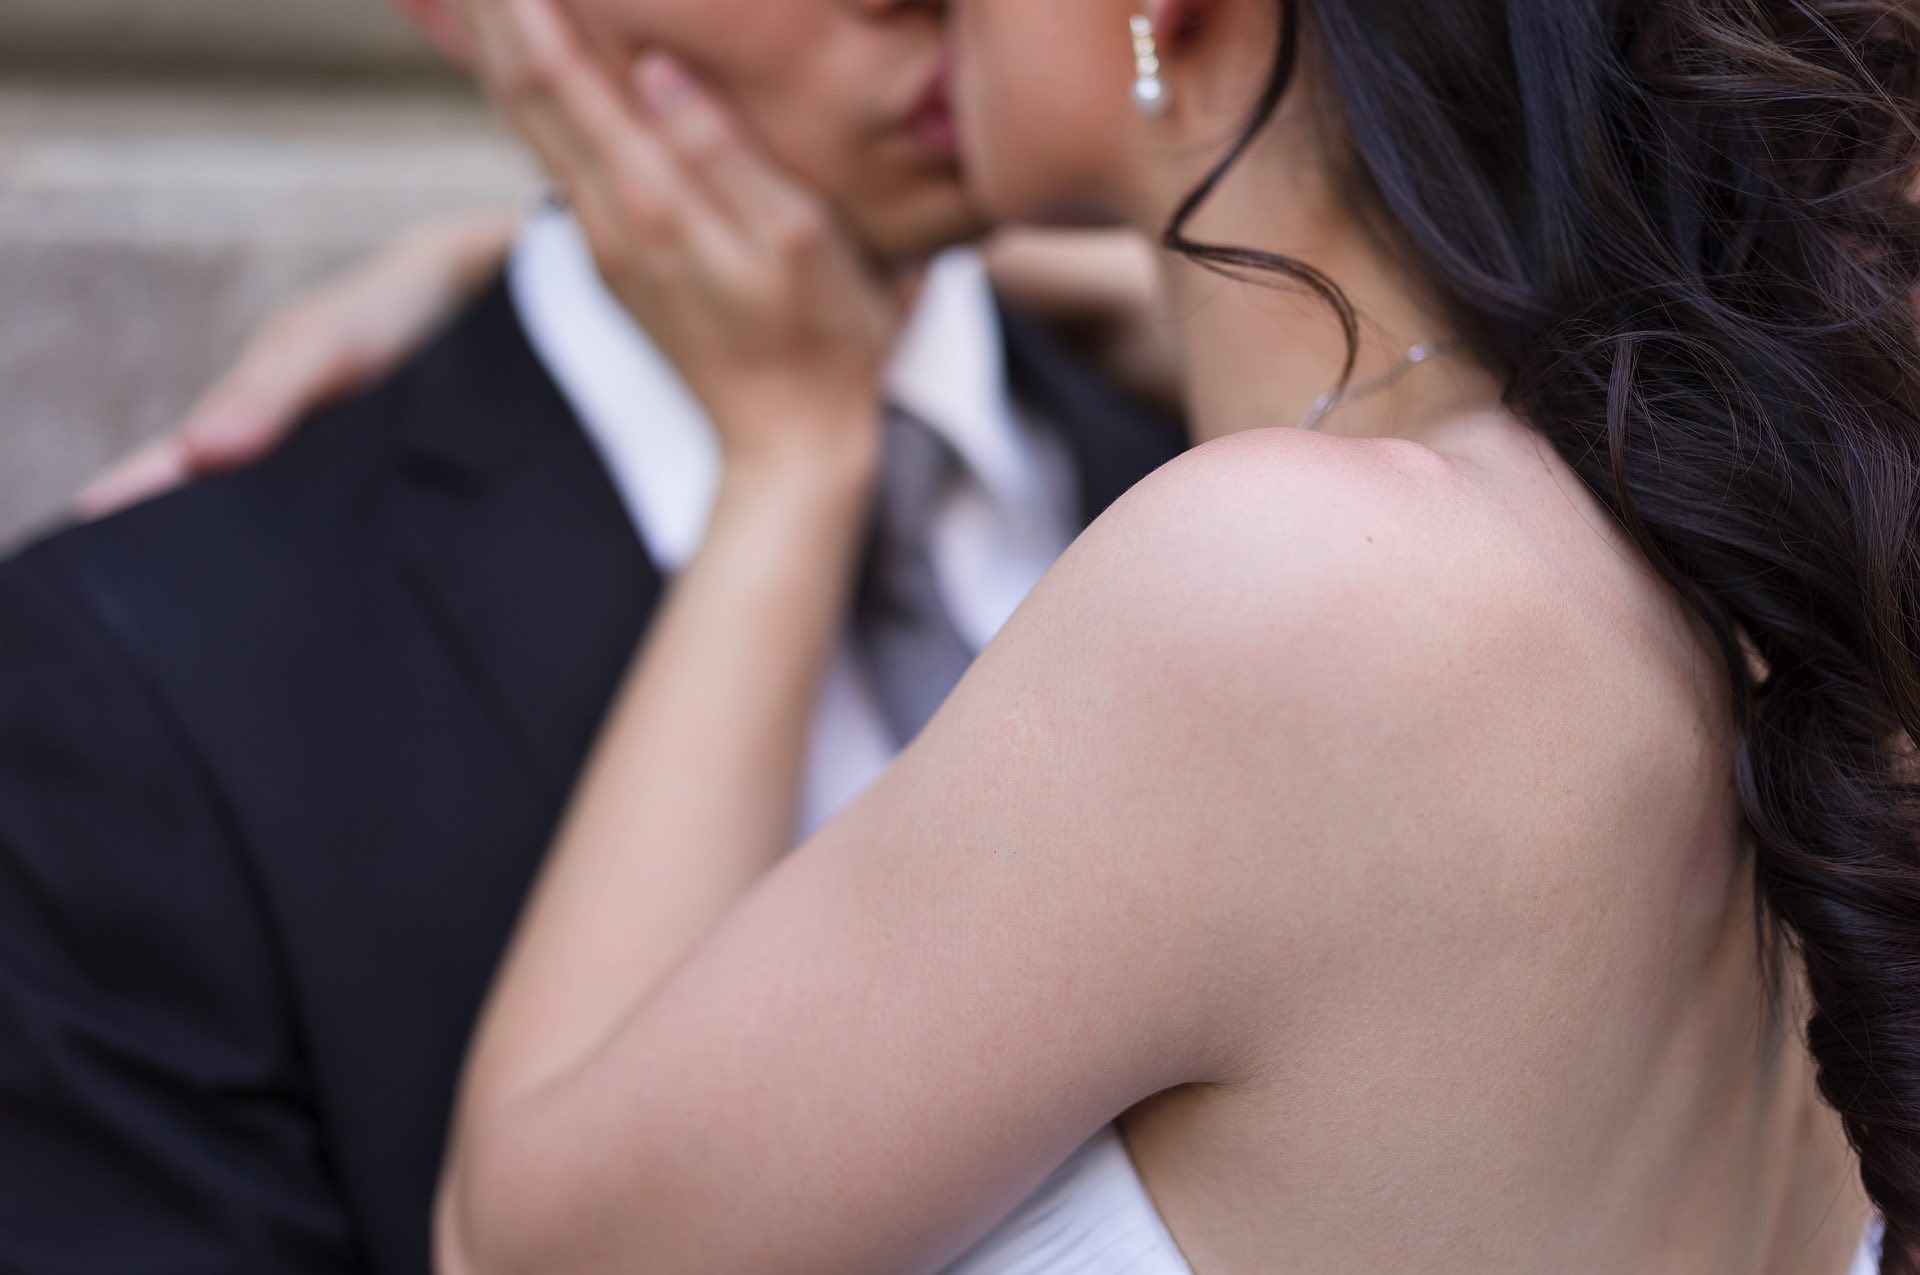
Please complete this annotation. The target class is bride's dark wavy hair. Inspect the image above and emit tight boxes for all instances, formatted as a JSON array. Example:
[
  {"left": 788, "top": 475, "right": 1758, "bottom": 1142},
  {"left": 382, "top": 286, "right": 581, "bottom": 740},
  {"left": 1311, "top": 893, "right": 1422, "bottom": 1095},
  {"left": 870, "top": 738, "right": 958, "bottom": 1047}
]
[{"left": 1168, "top": 0, "right": 1920, "bottom": 1263}]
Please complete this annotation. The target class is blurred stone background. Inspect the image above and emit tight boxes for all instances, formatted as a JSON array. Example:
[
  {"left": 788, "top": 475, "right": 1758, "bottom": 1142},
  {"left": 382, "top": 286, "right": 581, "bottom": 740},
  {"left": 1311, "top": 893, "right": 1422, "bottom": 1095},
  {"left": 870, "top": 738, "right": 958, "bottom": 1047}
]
[{"left": 0, "top": 0, "right": 537, "bottom": 550}]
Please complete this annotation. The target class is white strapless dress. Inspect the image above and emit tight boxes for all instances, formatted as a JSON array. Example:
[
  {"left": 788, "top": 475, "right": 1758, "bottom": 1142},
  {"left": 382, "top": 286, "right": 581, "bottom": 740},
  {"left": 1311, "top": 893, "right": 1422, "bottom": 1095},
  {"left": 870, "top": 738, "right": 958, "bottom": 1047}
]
[
  {"left": 940, "top": 1126, "right": 1191, "bottom": 1275},
  {"left": 938, "top": 1124, "right": 1887, "bottom": 1275}
]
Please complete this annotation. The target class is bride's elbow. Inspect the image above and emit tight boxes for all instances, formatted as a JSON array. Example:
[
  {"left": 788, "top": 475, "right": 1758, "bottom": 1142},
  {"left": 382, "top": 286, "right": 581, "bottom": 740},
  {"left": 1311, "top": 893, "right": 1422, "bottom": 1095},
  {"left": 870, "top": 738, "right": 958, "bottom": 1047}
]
[
  {"left": 432, "top": 1182, "right": 485, "bottom": 1275},
  {"left": 433, "top": 1113, "right": 684, "bottom": 1275},
  {"left": 433, "top": 1126, "right": 576, "bottom": 1275},
  {"left": 432, "top": 1144, "right": 515, "bottom": 1275}
]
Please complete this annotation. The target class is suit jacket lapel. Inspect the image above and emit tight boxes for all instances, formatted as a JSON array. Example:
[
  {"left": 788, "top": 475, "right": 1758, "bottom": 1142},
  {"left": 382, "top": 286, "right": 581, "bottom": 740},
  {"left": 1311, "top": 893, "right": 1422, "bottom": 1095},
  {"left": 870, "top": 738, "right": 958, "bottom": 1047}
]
[
  {"left": 996, "top": 301, "right": 1186, "bottom": 528},
  {"left": 390, "top": 277, "right": 661, "bottom": 798}
]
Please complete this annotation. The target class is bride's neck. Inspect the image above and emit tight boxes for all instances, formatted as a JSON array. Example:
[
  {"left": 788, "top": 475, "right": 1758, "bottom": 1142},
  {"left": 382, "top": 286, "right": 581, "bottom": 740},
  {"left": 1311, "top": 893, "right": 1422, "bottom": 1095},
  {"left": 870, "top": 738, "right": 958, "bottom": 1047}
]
[{"left": 1149, "top": 142, "right": 1498, "bottom": 447}]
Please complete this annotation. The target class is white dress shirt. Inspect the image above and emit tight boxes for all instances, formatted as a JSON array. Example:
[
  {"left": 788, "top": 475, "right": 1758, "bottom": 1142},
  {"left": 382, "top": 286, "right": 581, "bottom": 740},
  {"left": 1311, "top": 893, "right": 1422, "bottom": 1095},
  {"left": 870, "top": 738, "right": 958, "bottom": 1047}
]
[{"left": 507, "top": 208, "right": 1079, "bottom": 834}]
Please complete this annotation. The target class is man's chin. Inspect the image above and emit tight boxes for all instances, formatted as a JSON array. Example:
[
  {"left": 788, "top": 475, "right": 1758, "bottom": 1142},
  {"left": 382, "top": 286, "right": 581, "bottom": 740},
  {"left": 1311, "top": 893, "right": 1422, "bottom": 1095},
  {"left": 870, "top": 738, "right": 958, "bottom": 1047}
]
[{"left": 853, "top": 193, "right": 997, "bottom": 271}]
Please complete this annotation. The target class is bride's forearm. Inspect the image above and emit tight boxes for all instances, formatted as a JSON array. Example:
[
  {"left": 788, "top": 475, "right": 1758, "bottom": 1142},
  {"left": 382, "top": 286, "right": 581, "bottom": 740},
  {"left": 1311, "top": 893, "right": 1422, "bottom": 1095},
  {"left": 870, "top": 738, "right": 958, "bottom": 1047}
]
[
  {"left": 453, "top": 444, "right": 875, "bottom": 1117},
  {"left": 433, "top": 22, "right": 911, "bottom": 1268}
]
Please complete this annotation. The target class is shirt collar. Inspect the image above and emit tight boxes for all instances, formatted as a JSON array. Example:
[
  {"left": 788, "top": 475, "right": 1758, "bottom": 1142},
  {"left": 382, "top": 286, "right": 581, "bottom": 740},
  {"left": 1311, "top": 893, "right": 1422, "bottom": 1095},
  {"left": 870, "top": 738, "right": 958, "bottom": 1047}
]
[
  {"left": 506, "top": 207, "right": 1040, "bottom": 571},
  {"left": 885, "top": 250, "right": 1055, "bottom": 515}
]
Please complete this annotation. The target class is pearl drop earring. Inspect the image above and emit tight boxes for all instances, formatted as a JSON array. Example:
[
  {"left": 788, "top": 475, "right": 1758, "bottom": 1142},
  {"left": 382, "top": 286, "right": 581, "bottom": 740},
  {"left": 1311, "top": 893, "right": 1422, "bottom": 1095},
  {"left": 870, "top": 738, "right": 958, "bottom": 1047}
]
[{"left": 1130, "top": 13, "right": 1168, "bottom": 115}]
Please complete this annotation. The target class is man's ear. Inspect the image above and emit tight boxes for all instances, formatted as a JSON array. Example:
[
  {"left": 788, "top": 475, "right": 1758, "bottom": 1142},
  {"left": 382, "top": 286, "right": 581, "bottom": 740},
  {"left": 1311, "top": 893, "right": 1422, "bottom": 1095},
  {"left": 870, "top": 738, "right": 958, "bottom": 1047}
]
[{"left": 394, "top": 0, "right": 475, "bottom": 66}]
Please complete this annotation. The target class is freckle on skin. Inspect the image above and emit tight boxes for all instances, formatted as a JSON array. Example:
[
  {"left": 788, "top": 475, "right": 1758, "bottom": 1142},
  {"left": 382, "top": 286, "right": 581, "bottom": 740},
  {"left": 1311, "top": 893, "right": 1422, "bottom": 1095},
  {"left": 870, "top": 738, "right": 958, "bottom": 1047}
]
[{"left": 1004, "top": 702, "right": 1034, "bottom": 748}]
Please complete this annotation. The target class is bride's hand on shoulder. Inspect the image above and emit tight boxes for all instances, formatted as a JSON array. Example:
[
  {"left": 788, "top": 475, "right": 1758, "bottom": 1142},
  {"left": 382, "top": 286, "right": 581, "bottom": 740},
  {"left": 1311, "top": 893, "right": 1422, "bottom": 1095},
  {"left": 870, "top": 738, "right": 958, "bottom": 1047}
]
[
  {"left": 467, "top": 0, "right": 911, "bottom": 490},
  {"left": 75, "top": 209, "right": 517, "bottom": 520}
]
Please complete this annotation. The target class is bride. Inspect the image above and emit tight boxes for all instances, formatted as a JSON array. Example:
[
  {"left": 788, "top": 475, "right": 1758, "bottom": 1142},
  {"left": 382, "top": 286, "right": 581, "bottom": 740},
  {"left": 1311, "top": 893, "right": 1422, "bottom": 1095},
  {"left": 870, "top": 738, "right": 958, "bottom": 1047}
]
[{"left": 415, "top": 0, "right": 1917, "bottom": 1270}]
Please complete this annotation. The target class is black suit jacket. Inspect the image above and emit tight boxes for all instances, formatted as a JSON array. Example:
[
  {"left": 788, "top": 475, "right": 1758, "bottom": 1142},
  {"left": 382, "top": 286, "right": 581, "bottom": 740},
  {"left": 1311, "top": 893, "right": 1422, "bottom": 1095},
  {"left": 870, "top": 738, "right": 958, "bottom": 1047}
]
[{"left": 0, "top": 277, "right": 1180, "bottom": 1275}]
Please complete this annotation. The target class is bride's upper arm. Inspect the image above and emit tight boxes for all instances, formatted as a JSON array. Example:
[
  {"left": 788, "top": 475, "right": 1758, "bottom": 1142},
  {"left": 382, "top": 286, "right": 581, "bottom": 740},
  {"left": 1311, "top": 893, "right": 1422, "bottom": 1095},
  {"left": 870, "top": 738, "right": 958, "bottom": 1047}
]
[{"left": 456, "top": 429, "right": 1542, "bottom": 1275}]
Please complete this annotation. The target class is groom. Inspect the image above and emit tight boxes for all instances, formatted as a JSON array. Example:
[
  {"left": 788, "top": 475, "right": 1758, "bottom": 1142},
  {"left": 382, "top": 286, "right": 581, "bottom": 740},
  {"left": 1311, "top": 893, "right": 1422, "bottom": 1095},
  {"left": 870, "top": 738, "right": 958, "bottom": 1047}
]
[{"left": 0, "top": 2, "right": 1178, "bottom": 1273}]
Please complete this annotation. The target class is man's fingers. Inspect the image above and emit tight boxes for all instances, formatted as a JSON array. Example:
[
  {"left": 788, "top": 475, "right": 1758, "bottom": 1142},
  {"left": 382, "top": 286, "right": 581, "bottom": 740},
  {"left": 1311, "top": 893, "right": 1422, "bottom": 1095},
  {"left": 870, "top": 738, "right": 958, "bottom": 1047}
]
[{"left": 74, "top": 435, "right": 193, "bottom": 521}]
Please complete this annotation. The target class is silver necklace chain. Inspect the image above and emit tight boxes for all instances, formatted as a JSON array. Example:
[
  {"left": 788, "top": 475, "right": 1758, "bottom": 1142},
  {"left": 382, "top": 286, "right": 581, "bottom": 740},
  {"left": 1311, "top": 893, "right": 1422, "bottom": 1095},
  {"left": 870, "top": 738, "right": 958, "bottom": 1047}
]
[{"left": 1295, "top": 337, "right": 1467, "bottom": 432}]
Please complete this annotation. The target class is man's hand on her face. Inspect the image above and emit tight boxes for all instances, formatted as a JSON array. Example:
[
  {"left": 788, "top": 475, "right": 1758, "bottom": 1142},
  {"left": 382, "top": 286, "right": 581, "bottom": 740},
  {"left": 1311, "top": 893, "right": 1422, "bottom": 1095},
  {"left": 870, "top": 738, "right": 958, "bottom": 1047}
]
[{"left": 75, "top": 211, "right": 517, "bottom": 521}]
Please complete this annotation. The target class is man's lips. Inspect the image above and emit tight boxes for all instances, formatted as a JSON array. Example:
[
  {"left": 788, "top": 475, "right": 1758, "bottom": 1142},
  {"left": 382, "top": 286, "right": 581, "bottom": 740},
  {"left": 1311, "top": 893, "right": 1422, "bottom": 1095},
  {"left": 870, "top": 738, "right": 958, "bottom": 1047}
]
[{"left": 906, "top": 64, "right": 959, "bottom": 162}]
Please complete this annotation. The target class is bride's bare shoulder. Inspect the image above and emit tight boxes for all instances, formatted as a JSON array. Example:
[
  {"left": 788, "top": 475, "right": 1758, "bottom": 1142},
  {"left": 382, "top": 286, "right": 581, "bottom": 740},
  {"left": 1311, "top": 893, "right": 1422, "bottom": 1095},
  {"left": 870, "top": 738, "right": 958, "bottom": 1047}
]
[
  {"left": 891, "top": 423, "right": 1673, "bottom": 1067},
  {"left": 1040, "top": 425, "right": 1538, "bottom": 672},
  {"left": 991, "top": 422, "right": 1618, "bottom": 864}
]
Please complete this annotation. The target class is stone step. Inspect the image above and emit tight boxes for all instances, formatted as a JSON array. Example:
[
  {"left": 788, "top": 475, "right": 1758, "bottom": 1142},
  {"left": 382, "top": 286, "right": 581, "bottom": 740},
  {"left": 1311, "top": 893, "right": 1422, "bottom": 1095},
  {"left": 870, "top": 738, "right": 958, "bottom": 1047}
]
[{"left": 2, "top": 0, "right": 443, "bottom": 79}]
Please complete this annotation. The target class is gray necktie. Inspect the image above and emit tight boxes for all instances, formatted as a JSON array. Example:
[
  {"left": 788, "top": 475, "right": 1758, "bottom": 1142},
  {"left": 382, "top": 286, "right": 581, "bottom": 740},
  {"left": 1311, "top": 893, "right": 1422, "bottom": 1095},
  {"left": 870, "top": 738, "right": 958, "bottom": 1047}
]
[{"left": 855, "top": 410, "right": 977, "bottom": 746}]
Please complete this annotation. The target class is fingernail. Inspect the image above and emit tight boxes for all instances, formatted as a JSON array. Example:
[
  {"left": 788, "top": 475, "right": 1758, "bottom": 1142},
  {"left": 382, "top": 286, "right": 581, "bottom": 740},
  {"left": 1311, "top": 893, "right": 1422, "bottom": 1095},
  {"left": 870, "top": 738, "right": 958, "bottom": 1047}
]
[{"left": 635, "top": 52, "right": 694, "bottom": 111}]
